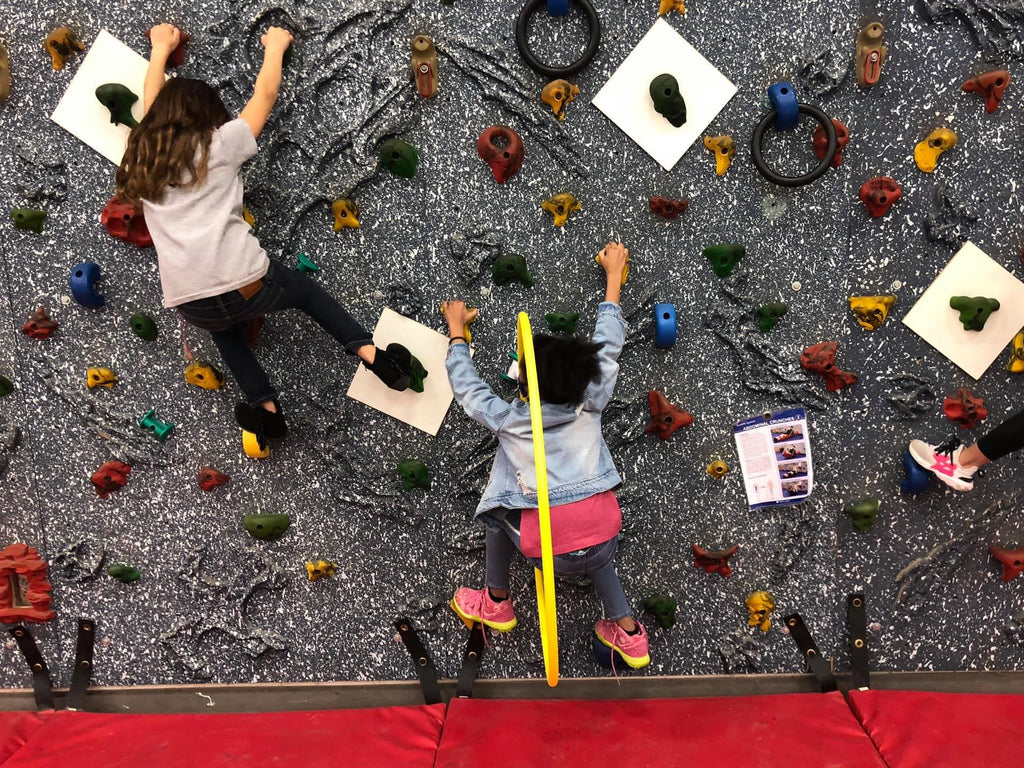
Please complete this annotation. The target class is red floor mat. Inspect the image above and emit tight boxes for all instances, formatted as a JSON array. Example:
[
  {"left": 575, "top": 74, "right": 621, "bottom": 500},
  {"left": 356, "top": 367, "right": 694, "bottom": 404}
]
[
  {"left": 436, "top": 694, "right": 887, "bottom": 768},
  {"left": 0, "top": 705, "right": 445, "bottom": 768},
  {"left": 0, "top": 712, "right": 50, "bottom": 765},
  {"left": 848, "top": 689, "right": 1024, "bottom": 768}
]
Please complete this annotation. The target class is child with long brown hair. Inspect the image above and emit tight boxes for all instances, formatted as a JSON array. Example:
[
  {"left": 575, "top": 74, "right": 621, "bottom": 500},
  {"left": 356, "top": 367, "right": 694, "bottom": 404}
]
[{"left": 118, "top": 24, "right": 413, "bottom": 443}]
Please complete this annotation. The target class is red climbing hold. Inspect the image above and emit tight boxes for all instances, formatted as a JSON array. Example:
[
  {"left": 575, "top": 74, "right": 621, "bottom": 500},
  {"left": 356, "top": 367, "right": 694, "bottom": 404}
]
[
  {"left": 101, "top": 195, "right": 153, "bottom": 247},
  {"left": 91, "top": 460, "right": 132, "bottom": 499},
  {"left": 21, "top": 306, "right": 58, "bottom": 340},
  {"left": 197, "top": 466, "right": 230, "bottom": 491},
  {"left": 800, "top": 341, "right": 859, "bottom": 392},
  {"left": 0, "top": 543, "right": 56, "bottom": 623},
  {"left": 943, "top": 387, "right": 987, "bottom": 429},
  {"left": 692, "top": 544, "right": 739, "bottom": 578},
  {"left": 962, "top": 70, "right": 1010, "bottom": 114},
  {"left": 859, "top": 176, "right": 902, "bottom": 218},
  {"left": 644, "top": 390, "right": 693, "bottom": 440},
  {"left": 813, "top": 119, "right": 849, "bottom": 168},
  {"left": 989, "top": 545, "right": 1024, "bottom": 582},
  {"left": 476, "top": 126, "right": 525, "bottom": 184},
  {"left": 145, "top": 28, "right": 189, "bottom": 68},
  {"left": 649, "top": 196, "right": 689, "bottom": 220}
]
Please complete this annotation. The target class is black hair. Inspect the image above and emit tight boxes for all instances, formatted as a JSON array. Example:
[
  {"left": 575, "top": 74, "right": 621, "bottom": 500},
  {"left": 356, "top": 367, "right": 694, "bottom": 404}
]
[{"left": 529, "top": 334, "right": 603, "bottom": 405}]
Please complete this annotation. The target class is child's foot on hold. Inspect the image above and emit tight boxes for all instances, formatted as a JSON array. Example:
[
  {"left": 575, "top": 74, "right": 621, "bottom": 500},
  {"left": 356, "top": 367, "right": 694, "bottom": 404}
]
[
  {"left": 234, "top": 400, "right": 287, "bottom": 440},
  {"left": 909, "top": 436, "right": 978, "bottom": 492},
  {"left": 594, "top": 619, "right": 650, "bottom": 669},
  {"left": 363, "top": 346, "right": 411, "bottom": 391},
  {"left": 450, "top": 586, "right": 517, "bottom": 632}
]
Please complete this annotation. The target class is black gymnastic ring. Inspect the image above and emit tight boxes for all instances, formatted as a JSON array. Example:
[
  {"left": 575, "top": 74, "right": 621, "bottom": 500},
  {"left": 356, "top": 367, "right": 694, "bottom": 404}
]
[
  {"left": 751, "top": 103, "right": 838, "bottom": 188},
  {"left": 515, "top": 0, "right": 601, "bottom": 79}
]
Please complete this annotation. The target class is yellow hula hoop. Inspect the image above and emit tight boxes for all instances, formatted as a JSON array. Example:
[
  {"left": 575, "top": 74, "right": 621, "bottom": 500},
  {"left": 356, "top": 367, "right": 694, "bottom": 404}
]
[{"left": 516, "top": 311, "right": 559, "bottom": 687}]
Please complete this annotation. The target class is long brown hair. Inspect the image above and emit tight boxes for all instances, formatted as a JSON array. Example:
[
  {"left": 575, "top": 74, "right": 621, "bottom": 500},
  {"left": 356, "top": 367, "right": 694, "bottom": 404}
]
[{"left": 116, "top": 78, "right": 231, "bottom": 205}]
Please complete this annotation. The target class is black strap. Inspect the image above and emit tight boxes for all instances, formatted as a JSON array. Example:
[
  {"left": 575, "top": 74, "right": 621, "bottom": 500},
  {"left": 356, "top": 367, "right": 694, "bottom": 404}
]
[
  {"left": 456, "top": 623, "right": 486, "bottom": 698},
  {"left": 8, "top": 625, "right": 54, "bottom": 710},
  {"left": 65, "top": 618, "right": 96, "bottom": 710},
  {"left": 847, "top": 595, "right": 870, "bottom": 690},
  {"left": 784, "top": 613, "right": 837, "bottom": 693},
  {"left": 394, "top": 617, "right": 442, "bottom": 705}
]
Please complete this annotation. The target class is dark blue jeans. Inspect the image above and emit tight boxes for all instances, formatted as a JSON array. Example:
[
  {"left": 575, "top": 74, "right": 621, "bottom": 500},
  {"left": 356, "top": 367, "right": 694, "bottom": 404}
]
[
  {"left": 176, "top": 260, "right": 373, "bottom": 405},
  {"left": 481, "top": 511, "right": 632, "bottom": 620}
]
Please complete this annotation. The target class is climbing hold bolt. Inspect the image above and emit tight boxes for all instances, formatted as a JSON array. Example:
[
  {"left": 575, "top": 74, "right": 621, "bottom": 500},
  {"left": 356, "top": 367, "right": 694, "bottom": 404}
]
[
  {"left": 914, "top": 128, "right": 957, "bottom": 173},
  {"left": 844, "top": 498, "right": 879, "bottom": 531},
  {"left": 855, "top": 22, "right": 887, "bottom": 89},
  {"left": 86, "top": 367, "right": 117, "bottom": 389},
  {"left": 644, "top": 390, "right": 693, "bottom": 440},
  {"left": 130, "top": 313, "right": 158, "bottom": 341},
  {"left": 950, "top": 296, "right": 999, "bottom": 332},
  {"left": 332, "top": 199, "right": 360, "bottom": 230},
  {"left": 541, "top": 192, "right": 581, "bottom": 227},
  {"left": 411, "top": 35, "right": 437, "bottom": 98},
  {"left": 305, "top": 560, "right": 336, "bottom": 582},
  {"left": 244, "top": 513, "right": 291, "bottom": 541},
  {"left": 545, "top": 311, "right": 580, "bottom": 335},
  {"left": 69, "top": 262, "right": 106, "bottom": 309},
  {"left": 184, "top": 360, "right": 225, "bottom": 390},
  {"left": 379, "top": 139, "right": 419, "bottom": 178},
  {"left": 95, "top": 83, "right": 140, "bottom": 128},
  {"left": 492, "top": 254, "right": 534, "bottom": 288},
  {"left": 138, "top": 409, "right": 174, "bottom": 441},
  {"left": 398, "top": 459, "right": 431, "bottom": 491},
  {"left": 703, "top": 134, "right": 736, "bottom": 176},
  {"left": 649, "top": 73, "right": 687, "bottom": 127},
  {"left": 653, "top": 303, "right": 677, "bottom": 349},
  {"left": 800, "top": 341, "right": 859, "bottom": 391},
  {"left": 541, "top": 79, "right": 579, "bottom": 121},
  {"left": 849, "top": 295, "right": 897, "bottom": 331},
  {"left": 704, "top": 243, "right": 745, "bottom": 278},
  {"left": 12, "top": 208, "right": 45, "bottom": 233}
]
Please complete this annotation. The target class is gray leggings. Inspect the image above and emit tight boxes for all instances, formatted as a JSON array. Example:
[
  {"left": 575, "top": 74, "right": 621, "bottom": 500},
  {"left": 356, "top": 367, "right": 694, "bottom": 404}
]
[{"left": 482, "top": 512, "right": 632, "bottom": 621}]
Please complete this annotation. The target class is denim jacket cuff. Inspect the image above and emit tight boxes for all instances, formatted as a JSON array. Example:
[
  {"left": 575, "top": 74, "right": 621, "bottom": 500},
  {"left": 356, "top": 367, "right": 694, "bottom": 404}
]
[
  {"left": 597, "top": 301, "right": 622, "bottom": 315},
  {"left": 446, "top": 341, "right": 471, "bottom": 359}
]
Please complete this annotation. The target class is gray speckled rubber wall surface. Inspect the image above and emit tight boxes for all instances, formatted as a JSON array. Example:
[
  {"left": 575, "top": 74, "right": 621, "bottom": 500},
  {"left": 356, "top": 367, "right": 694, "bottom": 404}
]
[{"left": 0, "top": 0, "right": 1021, "bottom": 686}]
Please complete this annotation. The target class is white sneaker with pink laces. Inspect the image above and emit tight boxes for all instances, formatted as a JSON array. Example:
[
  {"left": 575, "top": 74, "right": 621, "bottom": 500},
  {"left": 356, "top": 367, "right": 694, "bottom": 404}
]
[{"left": 909, "top": 437, "right": 978, "bottom": 492}]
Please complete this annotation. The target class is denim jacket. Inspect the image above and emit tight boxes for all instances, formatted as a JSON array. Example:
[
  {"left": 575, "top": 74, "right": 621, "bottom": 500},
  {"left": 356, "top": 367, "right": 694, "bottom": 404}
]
[{"left": 446, "top": 301, "right": 626, "bottom": 518}]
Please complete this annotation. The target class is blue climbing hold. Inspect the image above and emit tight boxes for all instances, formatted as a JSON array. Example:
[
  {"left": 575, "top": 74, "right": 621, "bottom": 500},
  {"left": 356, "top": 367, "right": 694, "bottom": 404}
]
[
  {"left": 767, "top": 81, "right": 799, "bottom": 131},
  {"left": 900, "top": 450, "right": 931, "bottom": 495},
  {"left": 654, "top": 303, "right": 677, "bottom": 349},
  {"left": 547, "top": 0, "right": 570, "bottom": 15},
  {"left": 69, "top": 262, "right": 105, "bottom": 309}
]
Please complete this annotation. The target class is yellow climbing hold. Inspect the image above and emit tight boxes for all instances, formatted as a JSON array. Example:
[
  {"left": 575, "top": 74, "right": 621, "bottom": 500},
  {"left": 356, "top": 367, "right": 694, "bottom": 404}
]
[
  {"left": 305, "top": 560, "right": 336, "bottom": 581},
  {"left": 914, "top": 127, "right": 957, "bottom": 173},
  {"left": 332, "top": 198, "right": 360, "bottom": 230},
  {"left": 541, "top": 192, "right": 581, "bottom": 227},
  {"left": 706, "top": 459, "right": 729, "bottom": 479},
  {"left": 659, "top": 0, "right": 686, "bottom": 14},
  {"left": 703, "top": 134, "right": 736, "bottom": 176},
  {"left": 184, "top": 360, "right": 225, "bottom": 390},
  {"left": 848, "top": 295, "right": 897, "bottom": 331},
  {"left": 1007, "top": 330, "right": 1024, "bottom": 373},
  {"left": 745, "top": 591, "right": 775, "bottom": 632},
  {"left": 85, "top": 367, "right": 117, "bottom": 389}
]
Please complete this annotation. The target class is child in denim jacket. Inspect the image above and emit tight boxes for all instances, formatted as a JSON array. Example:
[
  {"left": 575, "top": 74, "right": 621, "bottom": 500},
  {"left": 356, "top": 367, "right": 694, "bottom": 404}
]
[{"left": 442, "top": 242, "right": 649, "bottom": 668}]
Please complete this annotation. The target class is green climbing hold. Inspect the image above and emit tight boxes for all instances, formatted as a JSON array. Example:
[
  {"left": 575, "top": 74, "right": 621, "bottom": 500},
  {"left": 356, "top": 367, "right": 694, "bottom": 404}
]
[
  {"left": 492, "top": 254, "right": 534, "bottom": 287},
  {"left": 950, "top": 296, "right": 1000, "bottom": 332},
  {"left": 244, "top": 513, "right": 292, "bottom": 541},
  {"left": 757, "top": 302, "right": 788, "bottom": 332},
  {"left": 0, "top": 376, "right": 12, "bottom": 397},
  {"left": 397, "top": 459, "right": 431, "bottom": 491},
  {"left": 408, "top": 353, "right": 428, "bottom": 393},
  {"left": 12, "top": 208, "right": 46, "bottom": 233},
  {"left": 703, "top": 243, "right": 745, "bottom": 278},
  {"left": 130, "top": 313, "right": 158, "bottom": 341},
  {"left": 107, "top": 563, "right": 140, "bottom": 583},
  {"left": 296, "top": 252, "right": 320, "bottom": 274},
  {"left": 380, "top": 139, "right": 419, "bottom": 178},
  {"left": 844, "top": 498, "right": 879, "bottom": 531},
  {"left": 643, "top": 594, "right": 678, "bottom": 630},
  {"left": 545, "top": 311, "right": 580, "bottom": 334},
  {"left": 95, "top": 83, "right": 140, "bottom": 128}
]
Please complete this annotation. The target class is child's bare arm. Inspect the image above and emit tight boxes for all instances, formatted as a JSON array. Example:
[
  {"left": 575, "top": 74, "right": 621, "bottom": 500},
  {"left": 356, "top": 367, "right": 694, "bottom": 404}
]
[
  {"left": 596, "top": 242, "right": 629, "bottom": 305},
  {"left": 239, "top": 27, "right": 292, "bottom": 138},
  {"left": 143, "top": 24, "right": 180, "bottom": 114}
]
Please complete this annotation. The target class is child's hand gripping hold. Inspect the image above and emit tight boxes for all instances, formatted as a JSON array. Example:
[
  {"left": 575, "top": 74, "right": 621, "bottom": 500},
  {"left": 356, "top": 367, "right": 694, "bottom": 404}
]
[
  {"left": 442, "top": 300, "right": 479, "bottom": 345},
  {"left": 596, "top": 242, "right": 629, "bottom": 304}
]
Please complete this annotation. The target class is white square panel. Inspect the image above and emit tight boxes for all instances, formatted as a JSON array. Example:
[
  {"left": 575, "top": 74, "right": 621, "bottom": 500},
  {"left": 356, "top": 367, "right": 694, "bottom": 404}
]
[
  {"left": 51, "top": 29, "right": 157, "bottom": 166},
  {"left": 346, "top": 308, "right": 460, "bottom": 436},
  {"left": 591, "top": 18, "right": 737, "bottom": 171},
  {"left": 902, "top": 242, "right": 1024, "bottom": 380}
]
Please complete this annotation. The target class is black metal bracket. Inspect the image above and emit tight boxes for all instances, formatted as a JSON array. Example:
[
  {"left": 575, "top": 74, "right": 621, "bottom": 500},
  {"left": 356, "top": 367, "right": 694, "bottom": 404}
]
[
  {"left": 456, "top": 623, "right": 486, "bottom": 699},
  {"left": 394, "top": 617, "right": 443, "bottom": 705},
  {"left": 783, "top": 612, "right": 838, "bottom": 693}
]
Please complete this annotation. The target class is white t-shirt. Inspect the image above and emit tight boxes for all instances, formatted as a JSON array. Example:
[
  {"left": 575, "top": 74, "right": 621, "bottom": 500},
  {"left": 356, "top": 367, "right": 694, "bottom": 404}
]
[{"left": 142, "top": 118, "right": 270, "bottom": 307}]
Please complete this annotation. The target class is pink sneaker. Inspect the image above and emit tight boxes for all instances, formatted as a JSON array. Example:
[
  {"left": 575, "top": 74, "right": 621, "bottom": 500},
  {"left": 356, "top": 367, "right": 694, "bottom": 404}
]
[
  {"left": 595, "top": 619, "right": 650, "bottom": 669},
  {"left": 450, "top": 587, "right": 517, "bottom": 632}
]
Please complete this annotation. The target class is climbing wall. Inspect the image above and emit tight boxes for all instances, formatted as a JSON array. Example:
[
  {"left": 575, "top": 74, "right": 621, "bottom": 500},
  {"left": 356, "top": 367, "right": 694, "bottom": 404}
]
[{"left": 0, "top": 0, "right": 1021, "bottom": 686}]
